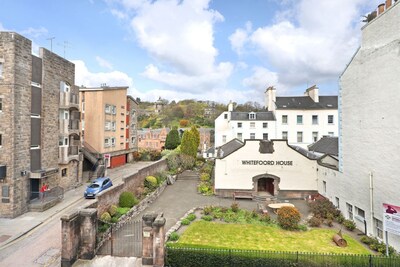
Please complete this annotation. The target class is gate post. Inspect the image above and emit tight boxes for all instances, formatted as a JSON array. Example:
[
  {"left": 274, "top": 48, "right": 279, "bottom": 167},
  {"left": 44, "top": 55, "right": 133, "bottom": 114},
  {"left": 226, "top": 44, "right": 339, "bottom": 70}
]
[
  {"left": 153, "top": 214, "right": 166, "bottom": 267},
  {"left": 61, "top": 211, "right": 80, "bottom": 267},
  {"left": 142, "top": 213, "right": 157, "bottom": 266},
  {"left": 78, "top": 208, "right": 98, "bottom": 260}
]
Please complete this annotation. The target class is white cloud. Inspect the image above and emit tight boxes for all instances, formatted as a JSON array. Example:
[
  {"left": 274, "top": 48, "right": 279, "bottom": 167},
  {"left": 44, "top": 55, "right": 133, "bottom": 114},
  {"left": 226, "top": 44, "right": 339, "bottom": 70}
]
[
  {"left": 232, "top": 0, "right": 379, "bottom": 92},
  {"left": 108, "top": 0, "right": 233, "bottom": 94},
  {"left": 229, "top": 21, "right": 251, "bottom": 54},
  {"left": 21, "top": 26, "right": 48, "bottom": 38},
  {"left": 0, "top": 23, "right": 7, "bottom": 31},
  {"left": 73, "top": 60, "right": 134, "bottom": 89},
  {"left": 242, "top": 67, "right": 279, "bottom": 91},
  {"left": 110, "top": 9, "right": 127, "bottom": 20},
  {"left": 95, "top": 56, "right": 113, "bottom": 70}
]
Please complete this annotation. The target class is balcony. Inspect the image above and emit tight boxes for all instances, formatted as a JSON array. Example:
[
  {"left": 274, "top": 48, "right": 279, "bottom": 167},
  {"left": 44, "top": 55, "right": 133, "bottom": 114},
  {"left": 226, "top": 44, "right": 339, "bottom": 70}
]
[
  {"left": 59, "top": 143, "right": 80, "bottom": 164},
  {"left": 68, "top": 119, "right": 80, "bottom": 135},
  {"left": 60, "top": 92, "right": 79, "bottom": 109}
]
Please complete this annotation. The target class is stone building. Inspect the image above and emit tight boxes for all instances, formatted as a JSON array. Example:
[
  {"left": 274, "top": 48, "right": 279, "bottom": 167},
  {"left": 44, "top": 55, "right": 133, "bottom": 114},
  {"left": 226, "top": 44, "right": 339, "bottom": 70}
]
[
  {"left": 126, "top": 96, "right": 139, "bottom": 162},
  {"left": 0, "top": 32, "right": 82, "bottom": 218},
  {"left": 137, "top": 128, "right": 169, "bottom": 151},
  {"left": 320, "top": 0, "right": 400, "bottom": 251}
]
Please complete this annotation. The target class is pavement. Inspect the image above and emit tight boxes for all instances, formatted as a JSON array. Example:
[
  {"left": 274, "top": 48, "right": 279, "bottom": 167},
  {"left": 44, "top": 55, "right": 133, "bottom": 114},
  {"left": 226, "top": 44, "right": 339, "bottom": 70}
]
[{"left": 0, "top": 161, "right": 154, "bottom": 250}]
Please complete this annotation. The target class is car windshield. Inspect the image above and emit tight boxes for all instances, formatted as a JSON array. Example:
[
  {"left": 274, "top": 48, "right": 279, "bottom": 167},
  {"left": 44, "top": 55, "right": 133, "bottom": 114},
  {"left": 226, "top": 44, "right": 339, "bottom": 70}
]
[{"left": 88, "top": 183, "right": 100, "bottom": 188}]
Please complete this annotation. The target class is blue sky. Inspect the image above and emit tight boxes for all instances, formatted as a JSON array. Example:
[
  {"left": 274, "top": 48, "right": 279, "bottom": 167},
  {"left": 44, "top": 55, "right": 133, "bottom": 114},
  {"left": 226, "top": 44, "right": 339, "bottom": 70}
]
[{"left": 0, "top": 0, "right": 381, "bottom": 104}]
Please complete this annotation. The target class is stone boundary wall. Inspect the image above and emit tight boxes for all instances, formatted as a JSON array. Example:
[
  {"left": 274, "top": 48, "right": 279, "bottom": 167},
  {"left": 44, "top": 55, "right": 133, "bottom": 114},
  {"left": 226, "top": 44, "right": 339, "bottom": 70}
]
[{"left": 96, "top": 159, "right": 168, "bottom": 216}]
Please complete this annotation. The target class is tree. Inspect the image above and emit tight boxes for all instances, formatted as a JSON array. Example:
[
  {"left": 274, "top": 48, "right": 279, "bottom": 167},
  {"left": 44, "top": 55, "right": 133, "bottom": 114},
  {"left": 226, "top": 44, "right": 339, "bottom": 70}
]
[
  {"left": 190, "top": 125, "right": 200, "bottom": 151},
  {"left": 165, "top": 126, "right": 181, "bottom": 150},
  {"left": 180, "top": 130, "right": 197, "bottom": 157}
]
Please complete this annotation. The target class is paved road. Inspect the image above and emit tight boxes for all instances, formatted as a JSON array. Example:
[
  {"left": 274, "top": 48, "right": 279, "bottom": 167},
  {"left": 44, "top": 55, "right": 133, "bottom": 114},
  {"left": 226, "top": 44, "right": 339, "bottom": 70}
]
[{"left": 0, "top": 161, "right": 154, "bottom": 267}]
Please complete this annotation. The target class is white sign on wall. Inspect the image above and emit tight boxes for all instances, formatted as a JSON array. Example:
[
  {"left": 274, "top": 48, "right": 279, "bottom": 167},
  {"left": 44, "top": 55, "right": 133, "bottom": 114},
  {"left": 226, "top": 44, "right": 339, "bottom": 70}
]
[{"left": 383, "top": 203, "right": 400, "bottom": 236}]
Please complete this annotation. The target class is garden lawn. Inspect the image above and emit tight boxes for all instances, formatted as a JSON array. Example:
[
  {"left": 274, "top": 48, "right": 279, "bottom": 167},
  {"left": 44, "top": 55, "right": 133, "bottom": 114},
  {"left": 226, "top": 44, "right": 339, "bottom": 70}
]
[{"left": 173, "top": 221, "right": 371, "bottom": 255}]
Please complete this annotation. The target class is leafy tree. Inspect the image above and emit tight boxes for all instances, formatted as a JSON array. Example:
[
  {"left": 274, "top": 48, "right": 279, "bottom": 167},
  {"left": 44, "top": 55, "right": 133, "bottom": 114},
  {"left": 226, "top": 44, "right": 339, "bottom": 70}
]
[
  {"left": 165, "top": 126, "right": 181, "bottom": 149},
  {"left": 179, "top": 119, "right": 189, "bottom": 127},
  {"left": 191, "top": 125, "right": 200, "bottom": 151},
  {"left": 180, "top": 130, "right": 197, "bottom": 157}
]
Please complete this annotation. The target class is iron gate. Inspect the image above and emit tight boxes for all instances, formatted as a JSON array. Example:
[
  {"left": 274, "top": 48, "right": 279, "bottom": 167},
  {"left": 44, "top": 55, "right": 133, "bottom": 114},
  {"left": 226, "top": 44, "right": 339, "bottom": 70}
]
[{"left": 98, "top": 219, "right": 143, "bottom": 257}]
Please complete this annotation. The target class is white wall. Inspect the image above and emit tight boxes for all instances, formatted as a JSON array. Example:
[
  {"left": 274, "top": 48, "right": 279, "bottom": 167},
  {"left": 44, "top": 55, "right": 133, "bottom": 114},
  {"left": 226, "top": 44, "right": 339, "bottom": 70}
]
[{"left": 215, "top": 140, "right": 318, "bottom": 191}]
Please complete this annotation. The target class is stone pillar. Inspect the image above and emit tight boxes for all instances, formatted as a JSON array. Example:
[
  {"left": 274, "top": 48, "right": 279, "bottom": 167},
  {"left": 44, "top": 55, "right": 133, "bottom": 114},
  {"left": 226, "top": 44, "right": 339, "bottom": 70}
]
[
  {"left": 153, "top": 214, "right": 166, "bottom": 267},
  {"left": 61, "top": 211, "right": 80, "bottom": 267},
  {"left": 142, "top": 213, "right": 157, "bottom": 266},
  {"left": 78, "top": 208, "right": 97, "bottom": 260}
]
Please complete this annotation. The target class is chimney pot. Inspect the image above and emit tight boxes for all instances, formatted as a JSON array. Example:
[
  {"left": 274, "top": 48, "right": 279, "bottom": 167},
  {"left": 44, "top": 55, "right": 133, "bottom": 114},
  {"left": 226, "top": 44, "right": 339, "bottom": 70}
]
[
  {"left": 378, "top": 3, "right": 385, "bottom": 14},
  {"left": 386, "top": 0, "right": 392, "bottom": 9}
]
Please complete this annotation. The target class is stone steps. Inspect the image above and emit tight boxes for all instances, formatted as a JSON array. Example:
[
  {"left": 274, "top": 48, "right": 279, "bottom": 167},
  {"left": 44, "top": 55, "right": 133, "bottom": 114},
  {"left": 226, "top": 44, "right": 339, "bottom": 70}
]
[{"left": 176, "top": 170, "right": 199, "bottom": 180}]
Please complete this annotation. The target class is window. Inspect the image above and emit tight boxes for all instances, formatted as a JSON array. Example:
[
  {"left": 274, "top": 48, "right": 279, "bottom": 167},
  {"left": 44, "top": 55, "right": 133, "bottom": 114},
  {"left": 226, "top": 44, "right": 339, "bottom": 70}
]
[
  {"left": 312, "top": 132, "right": 318, "bottom": 142},
  {"left": 263, "top": 133, "right": 268, "bottom": 140},
  {"left": 374, "top": 218, "right": 383, "bottom": 239},
  {"left": 282, "top": 115, "right": 288, "bottom": 124},
  {"left": 2, "top": 185, "right": 9, "bottom": 198},
  {"left": 346, "top": 203, "right": 353, "bottom": 220},
  {"left": 328, "top": 115, "right": 334, "bottom": 124},
  {"left": 250, "top": 133, "right": 255, "bottom": 139},
  {"left": 112, "top": 105, "right": 116, "bottom": 115},
  {"left": 59, "top": 137, "right": 68, "bottom": 146},
  {"left": 312, "top": 115, "right": 318, "bottom": 125},
  {"left": 111, "top": 137, "right": 116, "bottom": 146},
  {"left": 62, "top": 168, "right": 67, "bottom": 177},
  {"left": 81, "top": 102, "right": 85, "bottom": 113},
  {"left": 282, "top": 131, "right": 288, "bottom": 140},
  {"left": 0, "top": 98, "right": 2, "bottom": 112},
  {"left": 355, "top": 206, "right": 365, "bottom": 219},
  {"left": 0, "top": 134, "right": 2, "bottom": 147},
  {"left": 224, "top": 113, "right": 228, "bottom": 119},
  {"left": 222, "top": 135, "right": 226, "bottom": 143},
  {"left": 237, "top": 133, "right": 242, "bottom": 141},
  {"left": 111, "top": 122, "right": 116, "bottom": 131},
  {"left": 297, "top": 115, "right": 303, "bottom": 124},
  {"left": 323, "top": 181, "right": 326, "bottom": 194},
  {"left": 60, "top": 81, "right": 70, "bottom": 92},
  {"left": 105, "top": 104, "right": 111, "bottom": 114},
  {"left": 105, "top": 121, "right": 111, "bottom": 131},
  {"left": 335, "top": 197, "right": 340, "bottom": 208},
  {"left": 237, "top": 122, "right": 242, "bottom": 128},
  {"left": 263, "top": 123, "right": 268, "bottom": 128},
  {"left": 250, "top": 122, "right": 255, "bottom": 129},
  {"left": 131, "top": 137, "right": 136, "bottom": 144},
  {"left": 104, "top": 138, "right": 110, "bottom": 147},
  {"left": 249, "top": 113, "right": 256, "bottom": 119},
  {"left": 297, "top": 132, "right": 303, "bottom": 143}
]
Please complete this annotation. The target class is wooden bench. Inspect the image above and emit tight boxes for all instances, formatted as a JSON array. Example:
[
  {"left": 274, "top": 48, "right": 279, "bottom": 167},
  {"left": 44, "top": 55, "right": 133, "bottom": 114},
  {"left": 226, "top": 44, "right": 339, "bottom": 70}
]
[{"left": 232, "top": 191, "right": 253, "bottom": 201}]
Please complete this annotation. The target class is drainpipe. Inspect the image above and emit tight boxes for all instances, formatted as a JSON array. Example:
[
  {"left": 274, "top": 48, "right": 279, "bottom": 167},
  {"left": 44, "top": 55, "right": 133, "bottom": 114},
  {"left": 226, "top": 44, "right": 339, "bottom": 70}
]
[{"left": 369, "top": 171, "right": 374, "bottom": 235}]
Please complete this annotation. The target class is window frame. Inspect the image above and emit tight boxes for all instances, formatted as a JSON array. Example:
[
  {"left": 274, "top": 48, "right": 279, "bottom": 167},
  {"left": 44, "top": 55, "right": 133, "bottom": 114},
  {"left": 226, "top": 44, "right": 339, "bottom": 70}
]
[
  {"left": 297, "top": 131, "right": 303, "bottom": 143},
  {"left": 250, "top": 122, "right": 255, "bottom": 129},
  {"left": 262, "top": 122, "right": 268, "bottom": 128},
  {"left": 328, "top": 115, "right": 334, "bottom": 124},
  {"left": 262, "top": 133, "right": 268, "bottom": 140},
  {"left": 312, "top": 115, "right": 318, "bottom": 125},
  {"left": 297, "top": 115, "right": 303, "bottom": 124},
  {"left": 312, "top": 131, "right": 318, "bottom": 142},
  {"left": 282, "top": 115, "right": 288, "bottom": 124},
  {"left": 346, "top": 203, "right": 353, "bottom": 220},
  {"left": 237, "top": 133, "right": 242, "bottom": 141},
  {"left": 250, "top": 133, "right": 256, "bottom": 139},
  {"left": 237, "top": 122, "right": 242, "bottom": 128},
  {"left": 282, "top": 131, "right": 288, "bottom": 140}
]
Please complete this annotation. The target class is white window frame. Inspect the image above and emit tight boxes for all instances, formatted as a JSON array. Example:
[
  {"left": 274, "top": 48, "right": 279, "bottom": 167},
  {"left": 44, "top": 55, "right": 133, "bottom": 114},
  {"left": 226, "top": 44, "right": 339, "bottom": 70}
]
[
  {"left": 112, "top": 105, "right": 116, "bottom": 115},
  {"left": 249, "top": 112, "right": 256, "bottom": 120},
  {"left": 111, "top": 121, "right": 116, "bottom": 131},
  {"left": 328, "top": 115, "right": 334, "bottom": 124},
  {"left": 312, "top": 131, "right": 318, "bottom": 142},
  {"left": 250, "top": 133, "right": 255, "bottom": 139},
  {"left": 297, "top": 131, "right": 303, "bottom": 143},
  {"left": 346, "top": 203, "right": 353, "bottom": 220},
  {"left": 111, "top": 137, "right": 116, "bottom": 146},
  {"left": 105, "top": 104, "right": 111, "bottom": 114},
  {"left": 250, "top": 122, "right": 255, "bottom": 129},
  {"left": 105, "top": 121, "right": 111, "bottom": 131},
  {"left": 104, "top": 138, "right": 110, "bottom": 147},
  {"left": 374, "top": 217, "right": 383, "bottom": 239},
  {"left": 222, "top": 135, "right": 227, "bottom": 144},
  {"left": 262, "top": 133, "right": 268, "bottom": 140},
  {"left": 282, "top": 115, "right": 288, "bottom": 124},
  {"left": 237, "top": 122, "right": 242, "bottom": 128},
  {"left": 237, "top": 133, "right": 242, "bottom": 141},
  {"left": 312, "top": 115, "right": 318, "bottom": 125},
  {"left": 263, "top": 122, "right": 268, "bottom": 128},
  {"left": 282, "top": 131, "right": 288, "bottom": 140},
  {"left": 297, "top": 115, "right": 303, "bottom": 124},
  {"left": 335, "top": 197, "right": 340, "bottom": 208}
]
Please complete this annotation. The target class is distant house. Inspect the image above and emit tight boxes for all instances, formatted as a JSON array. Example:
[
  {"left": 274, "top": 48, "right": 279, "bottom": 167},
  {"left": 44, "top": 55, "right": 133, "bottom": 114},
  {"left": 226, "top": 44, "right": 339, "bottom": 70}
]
[{"left": 138, "top": 128, "right": 169, "bottom": 151}]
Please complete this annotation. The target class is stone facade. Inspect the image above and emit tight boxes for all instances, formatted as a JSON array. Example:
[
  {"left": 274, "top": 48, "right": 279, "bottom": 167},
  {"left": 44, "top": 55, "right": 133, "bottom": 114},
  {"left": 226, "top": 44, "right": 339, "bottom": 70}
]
[{"left": 0, "top": 32, "right": 82, "bottom": 218}]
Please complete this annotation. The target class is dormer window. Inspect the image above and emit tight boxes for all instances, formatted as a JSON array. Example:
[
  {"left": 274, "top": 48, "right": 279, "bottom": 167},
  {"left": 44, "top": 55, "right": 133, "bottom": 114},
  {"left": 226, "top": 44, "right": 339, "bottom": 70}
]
[{"left": 249, "top": 112, "right": 256, "bottom": 120}]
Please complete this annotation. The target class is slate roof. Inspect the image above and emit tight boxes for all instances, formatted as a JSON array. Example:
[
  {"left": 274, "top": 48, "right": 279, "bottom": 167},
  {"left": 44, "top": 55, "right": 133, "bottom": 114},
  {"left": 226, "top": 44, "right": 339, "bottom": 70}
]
[
  {"left": 230, "top": 111, "right": 276, "bottom": 121},
  {"left": 289, "top": 145, "right": 321, "bottom": 160},
  {"left": 308, "top": 136, "right": 338, "bottom": 156},
  {"left": 216, "top": 139, "right": 244, "bottom": 158},
  {"left": 275, "top": 96, "right": 337, "bottom": 110}
]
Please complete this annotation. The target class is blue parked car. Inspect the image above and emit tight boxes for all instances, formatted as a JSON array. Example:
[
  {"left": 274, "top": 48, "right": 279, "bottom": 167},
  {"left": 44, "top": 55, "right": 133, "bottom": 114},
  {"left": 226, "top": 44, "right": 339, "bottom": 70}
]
[{"left": 84, "top": 177, "right": 113, "bottom": 199}]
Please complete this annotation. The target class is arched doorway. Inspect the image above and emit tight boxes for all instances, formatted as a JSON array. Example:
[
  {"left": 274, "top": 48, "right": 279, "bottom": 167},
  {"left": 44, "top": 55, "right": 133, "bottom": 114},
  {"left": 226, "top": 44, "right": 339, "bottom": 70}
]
[{"left": 257, "top": 178, "right": 275, "bottom": 195}]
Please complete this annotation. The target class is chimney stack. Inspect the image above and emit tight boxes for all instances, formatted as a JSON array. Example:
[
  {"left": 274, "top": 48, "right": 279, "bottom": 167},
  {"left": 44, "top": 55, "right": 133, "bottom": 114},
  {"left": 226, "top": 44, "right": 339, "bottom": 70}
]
[
  {"left": 378, "top": 3, "right": 385, "bottom": 15},
  {"left": 305, "top": 85, "right": 319, "bottom": 103},
  {"left": 386, "top": 0, "right": 392, "bottom": 9},
  {"left": 264, "top": 86, "right": 276, "bottom": 112},
  {"left": 228, "top": 100, "right": 234, "bottom": 112}
]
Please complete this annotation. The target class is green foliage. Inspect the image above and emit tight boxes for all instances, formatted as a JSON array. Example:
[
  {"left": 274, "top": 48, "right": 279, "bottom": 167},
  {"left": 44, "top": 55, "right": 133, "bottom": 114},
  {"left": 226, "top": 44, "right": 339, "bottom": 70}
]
[
  {"left": 119, "top": 191, "right": 138, "bottom": 208},
  {"left": 335, "top": 213, "right": 345, "bottom": 224},
  {"left": 200, "top": 173, "right": 211, "bottom": 181},
  {"left": 165, "top": 127, "right": 181, "bottom": 150},
  {"left": 297, "top": 224, "right": 308, "bottom": 231},
  {"left": 201, "top": 215, "right": 213, "bottom": 221},
  {"left": 169, "top": 232, "right": 180, "bottom": 242},
  {"left": 181, "top": 219, "right": 191, "bottom": 225},
  {"left": 108, "top": 205, "right": 118, "bottom": 217},
  {"left": 145, "top": 175, "right": 158, "bottom": 186},
  {"left": 190, "top": 125, "right": 200, "bottom": 152},
  {"left": 116, "top": 207, "right": 130, "bottom": 216},
  {"left": 111, "top": 217, "right": 119, "bottom": 223},
  {"left": 166, "top": 152, "right": 181, "bottom": 172},
  {"left": 277, "top": 206, "right": 301, "bottom": 230},
  {"left": 231, "top": 202, "right": 239, "bottom": 213},
  {"left": 309, "top": 198, "right": 341, "bottom": 219},
  {"left": 180, "top": 130, "right": 197, "bottom": 158},
  {"left": 308, "top": 216, "right": 323, "bottom": 227},
  {"left": 360, "top": 236, "right": 397, "bottom": 256},
  {"left": 187, "top": 213, "right": 197, "bottom": 221},
  {"left": 343, "top": 219, "right": 356, "bottom": 231},
  {"left": 179, "top": 154, "right": 196, "bottom": 170},
  {"left": 98, "top": 222, "right": 110, "bottom": 233},
  {"left": 197, "top": 181, "right": 213, "bottom": 195},
  {"left": 100, "top": 212, "right": 112, "bottom": 222},
  {"left": 203, "top": 205, "right": 214, "bottom": 215}
]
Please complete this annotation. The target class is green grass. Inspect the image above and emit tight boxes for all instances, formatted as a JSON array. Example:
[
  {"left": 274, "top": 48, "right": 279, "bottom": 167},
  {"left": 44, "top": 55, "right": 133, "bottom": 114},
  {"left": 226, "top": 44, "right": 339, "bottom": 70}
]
[{"left": 174, "top": 221, "right": 371, "bottom": 255}]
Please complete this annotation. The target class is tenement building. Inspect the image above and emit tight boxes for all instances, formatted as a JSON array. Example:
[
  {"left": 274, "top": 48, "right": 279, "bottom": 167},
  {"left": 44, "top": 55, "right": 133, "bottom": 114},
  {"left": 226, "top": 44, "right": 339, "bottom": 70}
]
[
  {"left": 215, "top": 85, "right": 338, "bottom": 149},
  {"left": 0, "top": 32, "right": 82, "bottom": 218},
  {"left": 320, "top": 1, "right": 400, "bottom": 251},
  {"left": 80, "top": 86, "right": 138, "bottom": 169}
]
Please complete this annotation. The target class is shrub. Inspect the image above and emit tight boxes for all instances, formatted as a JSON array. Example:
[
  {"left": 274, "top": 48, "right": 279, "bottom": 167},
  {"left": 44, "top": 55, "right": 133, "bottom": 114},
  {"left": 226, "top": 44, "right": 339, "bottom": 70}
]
[
  {"left": 108, "top": 205, "right": 118, "bottom": 217},
  {"left": 343, "top": 219, "right": 356, "bottom": 231},
  {"left": 297, "top": 224, "right": 308, "bottom": 231},
  {"left": 201, "top": 163, "right": 213, "bottom": 174},
  {"left": 181, "top": 219, "right": 191, "bottom": 225},
  {"left": 203, "top": 206, "right": 214, "bottom": 215},
  {"left": 360, "top": 235, "right": 374, "bottom": 245},
  {"left": 119, "top": 191, "right": 139, "bottom": 208},
  {"left": 277, "top": 206, "right": 301, "bottom": 230},
  {"left": 186, "top": 213, "right": 196, "bottom": 221},
  {"left": 145, "top": 175, "right": 158, "bottom": 190},
  {"left": 259, "top": 213, "right": 272, "bottom": 223},
  {"left": 309, "top": 198, "right": 340, "bottom": 219},
  {"left": 308, "top": 216, "right": 323, "bottom": 227},
  {"left": 231, "top": 202, "right": 239, "bottom": 213},
  {"left": 167, "top": 153, "right": 180, "bottom": 172},
  {"left": 111, "top": 217, "right": 119, "bottom": 223},
  {"left": 200, "top": 173, "right": 211, "bottom": 181},
  {"left": 132, "top": 151, "right": 141, "bottom": 161},
  {"left": 201, "top": 215, "right": 213, "bottom": 221},
  {"left": 100, "top": 212, "right": 112, "bottom": 223},
  {"left": 149, "top": 150, "right": 162, "bottom": 161},
  {"left": 325, "top": 218, "right": 333, "bottom": 227},
  {"left": 169, "top": 232, "right": 180, "bottom": 241},
  {"left": 198, "top": 182, "right": 213, "bottom": 195},
  {"left": 98, "top": 223, "right": 110, "bottom": 233},
  {"left": 179, "top": 154, "right": 196, "bottom": 170},
  {"left": 116, "top": 207, "right": 130, "bottom": 216},
  {"left": 335, "top": 213, "right": 345, "bottom": 224}
]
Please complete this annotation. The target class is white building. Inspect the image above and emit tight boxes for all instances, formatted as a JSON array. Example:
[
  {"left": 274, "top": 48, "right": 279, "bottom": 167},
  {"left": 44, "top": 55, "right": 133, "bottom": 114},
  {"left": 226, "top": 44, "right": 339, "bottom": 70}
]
[
  {"left": 214, "top": 139, "right": 320, "bottom": 199},
  {"left": 319, "top": 1, "right": 400, "bottom": 251},
  {"left": 214, "top": 85, "right": 338, "bottom": 149}
]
